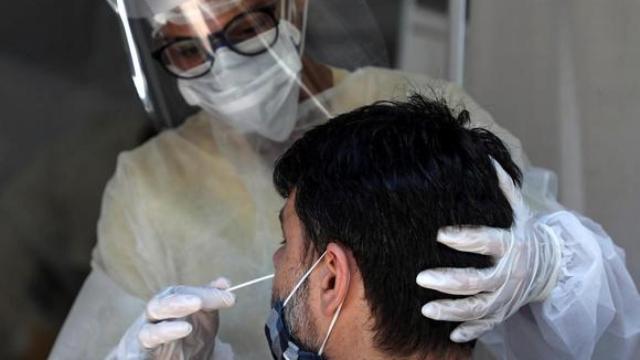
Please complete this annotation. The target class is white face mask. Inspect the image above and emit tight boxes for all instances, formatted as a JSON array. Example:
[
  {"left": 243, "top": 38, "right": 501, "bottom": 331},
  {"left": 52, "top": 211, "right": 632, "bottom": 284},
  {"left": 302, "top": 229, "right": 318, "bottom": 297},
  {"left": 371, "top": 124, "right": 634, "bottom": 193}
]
[{"left": 178, "top": 21, "right": 303, "bottom": 142}]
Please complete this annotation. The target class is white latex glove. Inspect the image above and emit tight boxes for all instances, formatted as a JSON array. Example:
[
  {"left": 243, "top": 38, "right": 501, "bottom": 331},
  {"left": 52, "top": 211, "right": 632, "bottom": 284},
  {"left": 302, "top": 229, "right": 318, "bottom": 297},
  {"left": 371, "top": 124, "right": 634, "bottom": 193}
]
[
  {"left": 417, "top": 160, "right": 563, "bottom": 343},
  {"left": 108, "top": 278, "right": 236, "bottom": 359}
]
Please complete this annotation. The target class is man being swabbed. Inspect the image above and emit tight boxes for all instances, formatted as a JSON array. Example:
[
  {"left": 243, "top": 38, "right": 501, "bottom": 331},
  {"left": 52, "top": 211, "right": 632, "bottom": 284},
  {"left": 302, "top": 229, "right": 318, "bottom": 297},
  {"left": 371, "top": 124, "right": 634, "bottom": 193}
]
[{"left": 266, "top": 93, "right": 523, "bottom": 360}]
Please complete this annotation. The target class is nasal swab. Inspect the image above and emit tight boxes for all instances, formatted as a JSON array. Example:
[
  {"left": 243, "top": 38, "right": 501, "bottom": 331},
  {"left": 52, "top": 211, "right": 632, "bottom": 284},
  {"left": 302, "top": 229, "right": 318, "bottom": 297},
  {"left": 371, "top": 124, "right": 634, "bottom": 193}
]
[{"left": 227, "top": 274, "right": 274, "bottom": 292}]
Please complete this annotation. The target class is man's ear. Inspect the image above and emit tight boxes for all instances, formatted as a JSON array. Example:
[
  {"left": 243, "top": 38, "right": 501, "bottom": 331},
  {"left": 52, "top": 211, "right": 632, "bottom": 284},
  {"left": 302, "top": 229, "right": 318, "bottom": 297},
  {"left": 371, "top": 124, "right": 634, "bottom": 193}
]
[{"left": 319, "top": 243, "right": 351, "bottom": 317}]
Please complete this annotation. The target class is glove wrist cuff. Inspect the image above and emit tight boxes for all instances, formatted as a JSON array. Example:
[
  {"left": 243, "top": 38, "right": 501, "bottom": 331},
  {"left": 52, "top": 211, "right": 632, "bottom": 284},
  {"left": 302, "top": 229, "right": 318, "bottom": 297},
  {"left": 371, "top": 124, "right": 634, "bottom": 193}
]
[{"left": 529, "top": 222, "right": 563, "bottom": 302}]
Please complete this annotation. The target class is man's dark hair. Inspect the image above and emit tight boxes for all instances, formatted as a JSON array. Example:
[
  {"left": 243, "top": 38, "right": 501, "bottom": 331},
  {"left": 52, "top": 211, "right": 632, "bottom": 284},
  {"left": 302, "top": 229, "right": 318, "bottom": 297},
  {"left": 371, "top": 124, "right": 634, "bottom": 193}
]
[{"left": 273, "top": 94, "right": 522, "bottom": 358}]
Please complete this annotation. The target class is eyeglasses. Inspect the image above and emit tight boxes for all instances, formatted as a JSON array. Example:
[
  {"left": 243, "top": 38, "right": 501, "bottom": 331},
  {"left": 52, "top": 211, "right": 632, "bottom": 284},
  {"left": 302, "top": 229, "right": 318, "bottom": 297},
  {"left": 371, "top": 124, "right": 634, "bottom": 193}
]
[{"left": 152, "top": 6, "right": 280, "bottom": 79}]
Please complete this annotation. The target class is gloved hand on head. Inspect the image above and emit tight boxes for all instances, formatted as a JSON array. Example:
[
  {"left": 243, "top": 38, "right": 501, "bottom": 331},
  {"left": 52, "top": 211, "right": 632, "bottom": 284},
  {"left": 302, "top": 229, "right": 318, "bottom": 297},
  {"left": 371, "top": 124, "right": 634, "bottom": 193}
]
[
  {"left": 108, "top": 278, "right": 236, "bottom": 359},
  {"left": 417, "top": 159, "right": 563, "bottom": 343}
]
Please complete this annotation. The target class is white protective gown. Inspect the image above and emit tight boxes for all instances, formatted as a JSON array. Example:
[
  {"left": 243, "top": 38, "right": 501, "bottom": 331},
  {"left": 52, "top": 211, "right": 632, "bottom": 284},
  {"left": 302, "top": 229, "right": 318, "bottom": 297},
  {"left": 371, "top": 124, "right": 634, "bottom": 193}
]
[{"left": 50, "top": 67, "right": 640, "bottom": 360}]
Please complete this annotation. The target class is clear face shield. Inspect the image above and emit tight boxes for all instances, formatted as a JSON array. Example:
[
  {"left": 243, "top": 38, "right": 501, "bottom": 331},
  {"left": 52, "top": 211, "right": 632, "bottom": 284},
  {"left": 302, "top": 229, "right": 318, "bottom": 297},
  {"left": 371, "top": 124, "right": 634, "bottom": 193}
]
[
  {"left": 149, "top": 0, "right": 305, "bottom": 78},
  {"left": 109, "top": 0, "right": 388, "bottom": 133}
]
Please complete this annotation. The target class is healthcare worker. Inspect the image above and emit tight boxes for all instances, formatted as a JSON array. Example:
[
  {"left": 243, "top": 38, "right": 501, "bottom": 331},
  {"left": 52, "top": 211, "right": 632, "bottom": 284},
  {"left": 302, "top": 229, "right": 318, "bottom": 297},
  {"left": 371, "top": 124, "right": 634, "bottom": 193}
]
[{"left": 50, "top": 0, "right": 640, "bottom": 359}]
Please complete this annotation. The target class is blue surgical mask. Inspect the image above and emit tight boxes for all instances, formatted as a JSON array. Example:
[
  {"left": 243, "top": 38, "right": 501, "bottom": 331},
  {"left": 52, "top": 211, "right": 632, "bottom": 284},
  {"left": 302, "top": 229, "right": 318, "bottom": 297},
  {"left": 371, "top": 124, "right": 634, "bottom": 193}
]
[{"left": 265, "top": 251, "right": 345, "bottom": 360}]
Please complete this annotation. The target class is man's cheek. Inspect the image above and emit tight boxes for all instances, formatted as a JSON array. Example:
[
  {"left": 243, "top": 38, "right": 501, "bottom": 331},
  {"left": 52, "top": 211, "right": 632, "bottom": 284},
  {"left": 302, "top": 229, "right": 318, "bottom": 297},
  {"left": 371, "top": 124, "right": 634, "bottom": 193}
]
[{"left": 271, "top": 248, "right": 287, "bottom": 301}]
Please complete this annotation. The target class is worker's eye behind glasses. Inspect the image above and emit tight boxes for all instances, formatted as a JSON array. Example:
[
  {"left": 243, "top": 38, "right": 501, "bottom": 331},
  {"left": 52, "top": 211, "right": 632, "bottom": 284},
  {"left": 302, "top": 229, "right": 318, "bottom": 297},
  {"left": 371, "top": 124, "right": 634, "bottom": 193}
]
[{"left": 151, "top": 5, "right": 280, "bottom": 79}]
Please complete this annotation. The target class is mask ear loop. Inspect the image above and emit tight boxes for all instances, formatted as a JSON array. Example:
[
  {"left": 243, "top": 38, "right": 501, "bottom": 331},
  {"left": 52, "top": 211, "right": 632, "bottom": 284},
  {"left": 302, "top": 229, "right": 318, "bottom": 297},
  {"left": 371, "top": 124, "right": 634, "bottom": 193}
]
[
  {"left": 283, "top": 251, "right": 328, "bottom": 306},
  {"left": 318, "top": 297, "right": 343, "bottom": 355},
  {"left": 318, "top": 263, "right": 350, "bottom": 356}
]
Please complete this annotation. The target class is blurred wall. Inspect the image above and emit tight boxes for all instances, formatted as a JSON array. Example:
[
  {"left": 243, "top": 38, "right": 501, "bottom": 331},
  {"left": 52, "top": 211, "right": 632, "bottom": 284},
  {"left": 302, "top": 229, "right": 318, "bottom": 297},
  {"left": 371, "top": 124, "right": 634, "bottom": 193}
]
[
  {"left": 367, "top": 0, "right": 403, "bottom": 66},
  {"left": 466, "top": 0, "right": 640, "bottom": 286}
]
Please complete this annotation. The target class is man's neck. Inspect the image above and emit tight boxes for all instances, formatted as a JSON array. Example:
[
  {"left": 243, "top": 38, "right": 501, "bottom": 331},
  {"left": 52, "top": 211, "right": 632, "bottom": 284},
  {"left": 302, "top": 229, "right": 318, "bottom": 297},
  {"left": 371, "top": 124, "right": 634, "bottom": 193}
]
[
  {"left": 320, "top": 310, "right": 423, "bottom": 360},
  {"left": 322, "top": 302, "right": 469, "bottom": 360},
  {"left": 327, "top": 345, "right": 469, "bottom": 360}
]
